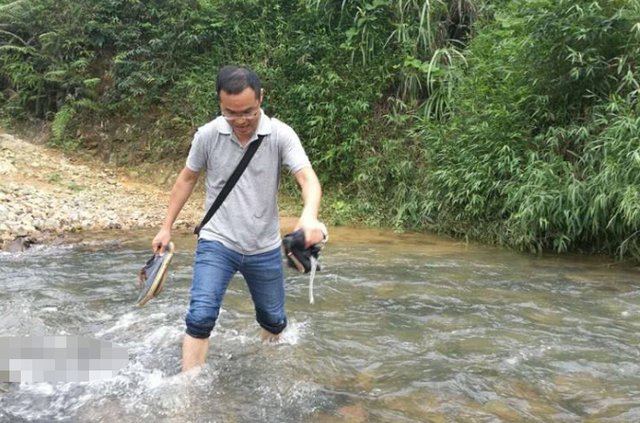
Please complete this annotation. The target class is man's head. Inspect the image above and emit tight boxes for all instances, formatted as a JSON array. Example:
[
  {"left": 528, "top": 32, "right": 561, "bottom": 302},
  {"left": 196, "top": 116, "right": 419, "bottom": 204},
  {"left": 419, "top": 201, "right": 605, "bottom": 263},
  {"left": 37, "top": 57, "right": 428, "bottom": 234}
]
[
  {"left": 216, "top": 66, "right": 263, "bottom": 139},
  {"left": 216, "top": 66, "right": 261, "bottom": 98}
]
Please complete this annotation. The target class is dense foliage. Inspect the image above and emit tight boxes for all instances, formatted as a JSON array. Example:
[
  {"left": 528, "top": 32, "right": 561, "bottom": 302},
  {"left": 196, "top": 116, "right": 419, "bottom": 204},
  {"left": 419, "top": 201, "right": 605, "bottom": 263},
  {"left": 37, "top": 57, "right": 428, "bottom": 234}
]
[
  {"left": 2, "top": 0, "right": 640, "bottom": 260},
  {"left": 354, "top": 0, "right": 640, "bottom": 259}
]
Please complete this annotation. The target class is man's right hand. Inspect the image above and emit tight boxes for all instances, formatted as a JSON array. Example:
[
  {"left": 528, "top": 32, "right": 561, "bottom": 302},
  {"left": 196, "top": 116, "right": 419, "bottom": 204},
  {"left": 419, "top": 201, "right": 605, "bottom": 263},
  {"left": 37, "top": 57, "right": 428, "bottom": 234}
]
[{"left": 152, "top": 228, "right": 172, "bottom": 255}]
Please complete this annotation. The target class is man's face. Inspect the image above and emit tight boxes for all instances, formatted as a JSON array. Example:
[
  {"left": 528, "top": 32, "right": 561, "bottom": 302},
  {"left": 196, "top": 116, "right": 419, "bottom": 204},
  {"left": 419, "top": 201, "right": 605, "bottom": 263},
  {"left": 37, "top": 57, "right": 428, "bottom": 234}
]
[{"left": 219, "top": 87, "right": 262, "bottom": 139}]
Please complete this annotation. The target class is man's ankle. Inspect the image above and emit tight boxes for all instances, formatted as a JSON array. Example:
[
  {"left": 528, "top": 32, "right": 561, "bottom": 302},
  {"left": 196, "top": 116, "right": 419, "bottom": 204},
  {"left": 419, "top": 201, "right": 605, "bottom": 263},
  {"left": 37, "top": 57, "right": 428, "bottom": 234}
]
[{"left": 182, "top": 334, "right": 209, "bottom": 371}]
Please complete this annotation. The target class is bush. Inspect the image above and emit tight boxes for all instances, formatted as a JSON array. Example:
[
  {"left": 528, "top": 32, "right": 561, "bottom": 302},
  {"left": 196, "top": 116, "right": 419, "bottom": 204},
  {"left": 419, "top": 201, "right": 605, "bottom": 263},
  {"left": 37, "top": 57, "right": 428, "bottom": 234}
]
[
  {"left": 369, "top": 0, "right": 640, "bottom": 259},
  {"left": 3, "top": 0, "right": 640, "bottom": 261}
]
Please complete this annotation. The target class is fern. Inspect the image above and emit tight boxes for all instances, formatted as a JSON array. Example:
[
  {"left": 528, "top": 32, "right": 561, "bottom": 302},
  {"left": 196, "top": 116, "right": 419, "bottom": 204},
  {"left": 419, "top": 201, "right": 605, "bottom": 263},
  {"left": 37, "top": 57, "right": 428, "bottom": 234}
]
[{"left": 52, "top": 105, "right": 75, "bottom": 140}]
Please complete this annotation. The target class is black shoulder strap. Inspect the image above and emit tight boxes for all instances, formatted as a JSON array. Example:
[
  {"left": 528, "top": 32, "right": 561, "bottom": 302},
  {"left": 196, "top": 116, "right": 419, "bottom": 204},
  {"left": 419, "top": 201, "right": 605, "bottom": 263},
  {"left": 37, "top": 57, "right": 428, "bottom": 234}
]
[{"left": 194, "top": 134, "right": 265, "bottom": 236}]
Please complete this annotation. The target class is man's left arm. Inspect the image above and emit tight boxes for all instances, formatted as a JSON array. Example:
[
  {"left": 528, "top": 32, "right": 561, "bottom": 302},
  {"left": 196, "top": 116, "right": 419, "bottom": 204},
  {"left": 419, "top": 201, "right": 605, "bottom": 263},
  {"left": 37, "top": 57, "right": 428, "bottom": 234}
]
[{"left": 293, "top": 166, "right": 324, "bottom": 247}]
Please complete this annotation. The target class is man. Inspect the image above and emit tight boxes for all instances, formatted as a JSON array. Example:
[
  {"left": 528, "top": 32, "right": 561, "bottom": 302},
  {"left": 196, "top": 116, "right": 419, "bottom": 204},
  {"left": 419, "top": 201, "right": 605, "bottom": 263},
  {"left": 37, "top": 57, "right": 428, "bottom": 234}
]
[{"left": 151, "top": 66, "right": 324, "bottom": 371}]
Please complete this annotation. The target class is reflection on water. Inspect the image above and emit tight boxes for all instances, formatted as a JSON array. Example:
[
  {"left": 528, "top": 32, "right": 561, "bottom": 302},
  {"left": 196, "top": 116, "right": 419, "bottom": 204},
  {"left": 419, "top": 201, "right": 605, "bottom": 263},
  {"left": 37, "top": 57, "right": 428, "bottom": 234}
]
[{"left": 1, "top": 225, "right": 640, "bottom": 422}]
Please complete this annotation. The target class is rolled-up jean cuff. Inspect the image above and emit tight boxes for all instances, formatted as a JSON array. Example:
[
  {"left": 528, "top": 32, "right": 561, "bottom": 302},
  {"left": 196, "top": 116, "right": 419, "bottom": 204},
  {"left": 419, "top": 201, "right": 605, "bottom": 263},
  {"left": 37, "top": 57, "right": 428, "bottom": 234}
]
[
  {"left": 258, "top": 316, "right": 287, "bottom": 335},
  {"left": 185, "top": 324, "right": 213, "bottom": 339}
]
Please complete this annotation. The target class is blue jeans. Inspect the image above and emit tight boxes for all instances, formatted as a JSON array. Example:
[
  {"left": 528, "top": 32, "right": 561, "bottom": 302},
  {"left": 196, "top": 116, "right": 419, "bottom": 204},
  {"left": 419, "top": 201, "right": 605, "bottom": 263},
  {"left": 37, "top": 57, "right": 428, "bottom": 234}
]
[{"left": 185, "top": 239, "right": 287, "bottom": 339}]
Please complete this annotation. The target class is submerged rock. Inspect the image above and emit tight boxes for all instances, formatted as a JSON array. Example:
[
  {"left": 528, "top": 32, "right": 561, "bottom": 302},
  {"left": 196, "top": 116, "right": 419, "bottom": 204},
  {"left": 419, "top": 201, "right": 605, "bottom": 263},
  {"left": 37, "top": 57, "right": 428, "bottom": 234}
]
[{"left": 4, "top": 236, "right": 37, "bottom": 253}]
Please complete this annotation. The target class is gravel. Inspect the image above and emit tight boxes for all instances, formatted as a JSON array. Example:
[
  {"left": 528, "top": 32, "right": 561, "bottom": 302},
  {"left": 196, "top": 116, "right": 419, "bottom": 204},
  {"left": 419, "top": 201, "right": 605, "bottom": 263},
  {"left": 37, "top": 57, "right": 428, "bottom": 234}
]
[{"left": 0, "top": 131, "right": 204, "bottom": 251}]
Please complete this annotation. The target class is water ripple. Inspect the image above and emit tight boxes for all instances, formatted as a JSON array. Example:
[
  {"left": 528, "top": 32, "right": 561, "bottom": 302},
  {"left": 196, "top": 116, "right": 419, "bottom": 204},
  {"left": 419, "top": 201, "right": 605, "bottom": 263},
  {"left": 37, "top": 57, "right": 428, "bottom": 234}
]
[{"left": 0, "top": 234, "right": 639, "bottom": 422}]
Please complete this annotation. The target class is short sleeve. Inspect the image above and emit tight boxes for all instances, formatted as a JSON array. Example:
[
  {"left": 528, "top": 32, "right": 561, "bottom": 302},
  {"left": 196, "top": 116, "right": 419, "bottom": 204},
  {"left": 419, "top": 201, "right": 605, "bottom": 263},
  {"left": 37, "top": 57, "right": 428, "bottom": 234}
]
[
  {"left": 281, "top": 126, "right": 311, "bottom": 175},
  {"left": 186, "top": 130, "right": 207, "bottom": 172}
]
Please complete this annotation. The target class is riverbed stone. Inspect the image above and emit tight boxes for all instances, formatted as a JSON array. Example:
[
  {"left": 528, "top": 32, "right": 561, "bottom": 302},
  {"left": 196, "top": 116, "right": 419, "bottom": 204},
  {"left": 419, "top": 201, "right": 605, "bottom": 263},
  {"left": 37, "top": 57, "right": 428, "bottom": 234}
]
[
  {"left": 5, "top": 236, "right": 35, "bottom": 252},
  {"left": 81, "top": 220, "right": 95, "bottom": 230},
  {"left": 0, "top": 161, "right": 16, "bottom": 175},
  {"left": 17, "top": 225, "right": 36, "bottom": 236},
  {"left": 43, "top": 219, "right": 59, "bottom": 231}
]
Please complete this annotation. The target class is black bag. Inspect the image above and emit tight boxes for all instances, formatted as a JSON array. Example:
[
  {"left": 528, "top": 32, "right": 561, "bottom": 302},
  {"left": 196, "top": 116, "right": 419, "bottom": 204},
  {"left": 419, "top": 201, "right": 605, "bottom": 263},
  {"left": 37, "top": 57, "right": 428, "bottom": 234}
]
[{"left": 282, "top": 229, "right": 323, "bottom": 274}]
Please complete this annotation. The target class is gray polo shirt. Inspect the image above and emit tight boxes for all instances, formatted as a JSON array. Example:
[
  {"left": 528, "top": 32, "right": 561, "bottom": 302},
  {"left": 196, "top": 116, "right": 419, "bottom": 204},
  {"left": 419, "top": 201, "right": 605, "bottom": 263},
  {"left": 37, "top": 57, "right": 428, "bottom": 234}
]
[{"left": 186, "top": 110, "right": 311, "bottom": 255}]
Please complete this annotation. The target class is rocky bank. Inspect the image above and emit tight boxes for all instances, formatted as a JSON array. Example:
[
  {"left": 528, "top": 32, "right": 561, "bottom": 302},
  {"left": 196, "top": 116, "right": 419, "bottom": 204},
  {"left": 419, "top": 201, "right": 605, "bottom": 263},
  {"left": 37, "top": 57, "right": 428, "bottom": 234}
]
[{"left": 0, "top": 130, "right": 204, "bottom": 251}]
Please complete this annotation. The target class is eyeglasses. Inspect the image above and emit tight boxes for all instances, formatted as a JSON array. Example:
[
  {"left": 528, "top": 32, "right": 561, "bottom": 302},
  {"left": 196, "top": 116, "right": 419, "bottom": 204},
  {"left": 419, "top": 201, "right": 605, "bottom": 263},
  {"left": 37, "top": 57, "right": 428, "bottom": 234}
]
[{"left": 221, "top": 109, "right": 260, "bottom": 122}]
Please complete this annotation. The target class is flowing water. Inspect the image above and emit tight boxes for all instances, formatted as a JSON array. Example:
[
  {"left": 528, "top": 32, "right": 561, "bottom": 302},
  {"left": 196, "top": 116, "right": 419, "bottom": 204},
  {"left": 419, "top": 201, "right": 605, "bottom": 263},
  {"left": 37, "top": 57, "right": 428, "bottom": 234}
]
[{"left": 1, "top": 224, "right": 640, "bottom": 423}]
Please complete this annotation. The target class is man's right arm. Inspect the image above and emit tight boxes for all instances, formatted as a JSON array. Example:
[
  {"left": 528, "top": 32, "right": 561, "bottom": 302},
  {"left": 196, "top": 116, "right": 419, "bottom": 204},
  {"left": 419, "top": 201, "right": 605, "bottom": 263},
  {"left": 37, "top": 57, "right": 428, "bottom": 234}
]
[{"left": 152, "top": 167, "right": 201, "bottom": 253}]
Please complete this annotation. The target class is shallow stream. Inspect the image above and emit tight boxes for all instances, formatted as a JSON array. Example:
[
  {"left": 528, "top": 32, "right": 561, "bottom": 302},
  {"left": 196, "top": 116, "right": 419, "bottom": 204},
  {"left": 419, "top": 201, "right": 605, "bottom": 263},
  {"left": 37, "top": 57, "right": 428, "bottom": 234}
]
[{"left": 1, "top": 224, "right": 639, "bottom": 422}]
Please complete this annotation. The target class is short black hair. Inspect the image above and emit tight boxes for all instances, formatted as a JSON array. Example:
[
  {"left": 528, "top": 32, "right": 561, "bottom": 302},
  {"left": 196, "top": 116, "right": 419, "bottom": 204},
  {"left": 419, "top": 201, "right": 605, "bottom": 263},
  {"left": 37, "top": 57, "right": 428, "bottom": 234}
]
[{"left": 216, "top": 65, "right": 261, "bottom": 98}]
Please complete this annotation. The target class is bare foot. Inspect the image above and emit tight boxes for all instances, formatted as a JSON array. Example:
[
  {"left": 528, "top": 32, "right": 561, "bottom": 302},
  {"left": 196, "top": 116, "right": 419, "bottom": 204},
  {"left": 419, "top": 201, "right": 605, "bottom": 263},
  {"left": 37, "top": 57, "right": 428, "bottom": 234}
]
[{"left": 260, "top": 328, "right": 282, "bottom": 344}]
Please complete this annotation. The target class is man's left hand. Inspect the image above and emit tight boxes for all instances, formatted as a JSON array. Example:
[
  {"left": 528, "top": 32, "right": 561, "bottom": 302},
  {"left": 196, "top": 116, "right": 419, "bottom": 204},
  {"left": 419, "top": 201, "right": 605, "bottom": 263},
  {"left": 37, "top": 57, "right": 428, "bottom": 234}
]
[{"left": 294, "top": 217, "right": 326, "bottom": 248}]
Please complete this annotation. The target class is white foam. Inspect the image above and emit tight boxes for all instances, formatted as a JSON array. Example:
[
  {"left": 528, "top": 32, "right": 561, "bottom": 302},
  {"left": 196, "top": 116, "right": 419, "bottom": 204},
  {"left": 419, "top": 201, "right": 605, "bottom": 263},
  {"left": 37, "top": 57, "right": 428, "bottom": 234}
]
[
  {"left": 144, "top": 368, "right": 165, "bottom": 389},
  {"left": 95, "top": 312, "right": 167, "bottom": 337},
  {"left": 95, "top": 312, "right": 138, "bottom": 336},
  {"left": 145, "top": 325, "right": 183, "bottom": 345},
  {"left": 272, "top": 320, "right": 309, "bottom": 346}
]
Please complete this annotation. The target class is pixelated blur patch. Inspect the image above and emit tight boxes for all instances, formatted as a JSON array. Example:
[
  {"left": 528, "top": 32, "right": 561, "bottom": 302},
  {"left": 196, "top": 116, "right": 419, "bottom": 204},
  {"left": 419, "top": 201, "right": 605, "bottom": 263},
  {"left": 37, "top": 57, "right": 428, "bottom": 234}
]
[{"left": 0, "top": 336, "right": 129, "bottom": 383}]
